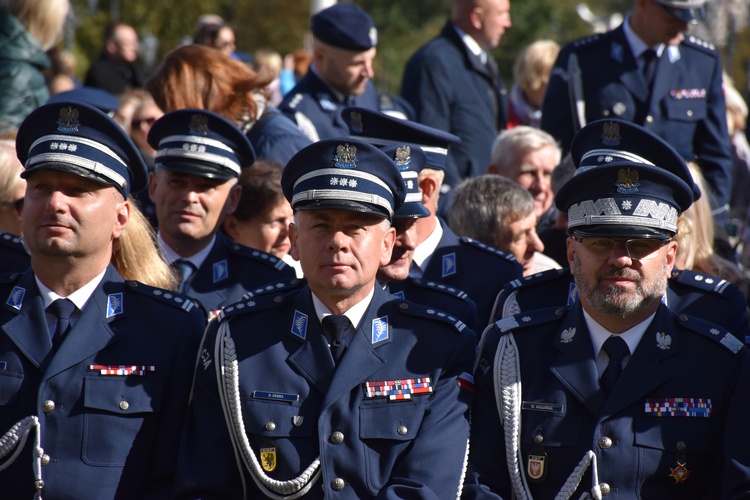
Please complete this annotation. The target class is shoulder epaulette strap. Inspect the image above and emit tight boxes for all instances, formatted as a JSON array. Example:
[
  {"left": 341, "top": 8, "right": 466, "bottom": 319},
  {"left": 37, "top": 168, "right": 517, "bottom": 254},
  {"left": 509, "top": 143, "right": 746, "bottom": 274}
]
[
  {"left": 218, "top": 291, "right": 289, "bottom": 322},
  {"left": 675, "top": 312, "right": 746, "bottom": 354},
  {"left": 570, "top": 33, "right": 606, "bottom": 51},
  {"left": 683, "top": 35, "right": 716, "bottom": 53},
  {"left": 0, "top": 232, "right": 25, "bottom": 250},
  {"left": 394, "top": 299, "right": 468, "bottom": 334},
  {"left": 506, "top": 268, "right": 569, "bottom": 291},
  {"left": 494, "top": 306, "right": 567, "bottom": 335},
  {"left": 0, "top": 271, "right": 22, "bottom": 285},
  {"left": 243, "top": 278, "right": 307, "bottom": 299},
  {"left": 670, "top": 269, "right": 733, "bottom": 296},
  {"left": 125, "top": 281, "right": 200, "bottom": 314},
  {"left": 459, "top": 236, "right": 517, "bottom": 263},
  {"left": 409, "top": 277, "right": 470, "bottom": 300},
  {"left": 228, "top": 243, "right": 290, "bottom": 271},
  {"left": 286, "top": 93, "right": 304, "bottom": 109}
]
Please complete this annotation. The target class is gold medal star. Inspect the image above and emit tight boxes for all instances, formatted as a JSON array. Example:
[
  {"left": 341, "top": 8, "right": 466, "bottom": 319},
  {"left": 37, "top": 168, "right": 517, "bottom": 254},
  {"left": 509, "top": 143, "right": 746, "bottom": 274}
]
[{"left": 669, "top": 462, "right": 691, "bottom": 483}]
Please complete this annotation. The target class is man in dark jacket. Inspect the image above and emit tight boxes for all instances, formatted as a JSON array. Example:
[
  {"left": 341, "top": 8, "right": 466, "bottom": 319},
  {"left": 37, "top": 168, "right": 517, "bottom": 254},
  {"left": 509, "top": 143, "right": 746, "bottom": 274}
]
[
  {"left": 84, "top": 22, "right": 144, "bottom": 95},
  {"left": 401, "top": 0, "right": 511, "bottom": 191}
]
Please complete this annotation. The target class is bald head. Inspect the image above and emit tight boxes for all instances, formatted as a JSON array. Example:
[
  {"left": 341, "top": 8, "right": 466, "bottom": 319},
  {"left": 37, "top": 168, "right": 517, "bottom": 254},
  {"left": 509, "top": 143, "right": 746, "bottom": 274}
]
[{"left": 451, "top": 0, "right": 511, "bottom": 50}]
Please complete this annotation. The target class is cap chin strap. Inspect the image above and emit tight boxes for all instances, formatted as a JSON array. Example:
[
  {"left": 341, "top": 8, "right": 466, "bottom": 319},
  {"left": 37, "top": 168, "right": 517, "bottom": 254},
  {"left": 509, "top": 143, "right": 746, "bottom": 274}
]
[
  {"left": 491, "top": 323, "right": 605, "bottom": 499},
  {"left": 215, "top": 321, "right": 321, "bottom": 499}
]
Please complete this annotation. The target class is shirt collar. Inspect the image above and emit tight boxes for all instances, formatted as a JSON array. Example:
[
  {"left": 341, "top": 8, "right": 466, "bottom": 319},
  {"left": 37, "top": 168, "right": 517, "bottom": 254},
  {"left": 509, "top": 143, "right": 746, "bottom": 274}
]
[
  {"left": 412, "top": 218, "right": 444, "bottom": 274},
  {"left": 453, "top": 24, "right": 486, "bottom": 62},
  {"left": 157, "top": 232, "right": 216, "bottom": 271},
  {"left": 623, "top": 14, "right": 665, "bottom": 59},
  {"left": 311, "top": 286, "right": 375, "bottom": 331},
  {"left": 584, "top": 307, "right": 655, "bottom": 361},
  {"left": 36, "top": 268, "right": 107, "bottom": 312}
]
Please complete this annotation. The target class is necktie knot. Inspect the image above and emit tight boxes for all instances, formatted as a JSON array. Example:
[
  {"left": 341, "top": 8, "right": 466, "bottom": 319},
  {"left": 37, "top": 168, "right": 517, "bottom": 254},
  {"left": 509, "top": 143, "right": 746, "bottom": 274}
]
[
  {"left": 600, "top": 335, "right": 629, "bottom": 398},
  {"left": 49, "top": 298, "right": 76, "bottom": 349},
  {"left": 322, "top": 315, "right": 350, "bottom": 364},
  {"left": 173, "top": 259, "right": 196, "bottom": 293}
]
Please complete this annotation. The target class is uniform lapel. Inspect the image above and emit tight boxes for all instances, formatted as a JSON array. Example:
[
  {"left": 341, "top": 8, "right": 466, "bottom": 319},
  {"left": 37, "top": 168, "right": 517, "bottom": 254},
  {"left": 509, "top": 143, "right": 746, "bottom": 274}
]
[
  {"left": 601, "top": 305, "right": 677, "bottom": 418},
  {"left": 611, "top": 29, "right": 649, "bottom": 103},
  {"left": 44, "top": 267, "right": 120, "bottom": 380},
  {"left": 2, "top": 270, "right": 52, "bottom": 369},
  {"left": 549, "top": 305, "right": 606, "bottom": 416},
  {"left": 186, "top": 236, "right": 228, "bottom": 308}
]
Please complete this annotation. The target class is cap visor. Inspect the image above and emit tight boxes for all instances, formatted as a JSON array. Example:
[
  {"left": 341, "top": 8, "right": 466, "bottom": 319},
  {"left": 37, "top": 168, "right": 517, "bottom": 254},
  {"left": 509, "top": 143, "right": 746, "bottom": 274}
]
[
  {"left": 156, "top": 160, "right": 237, "bottom": 180},
  {"left": 659, "top": 5, "right": 703, "bottom": 22},
  {"left": 570, "top": 226, "right": 674, "bottom": 239},
  {"left": 21, "top": 163, "right": 123, "bottom": 192}
]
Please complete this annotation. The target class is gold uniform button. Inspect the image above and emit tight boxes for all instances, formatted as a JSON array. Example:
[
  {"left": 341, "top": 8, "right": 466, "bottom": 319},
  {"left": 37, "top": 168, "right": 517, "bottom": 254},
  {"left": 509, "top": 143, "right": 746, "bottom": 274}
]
[
  {"left": 119, "top": 401, "right": 129, "bottom": 411},
  {"left": 646, "top": 115, "right": 654, "bottom": 123},
  {"left": 42, "top": 400, "right": 55, "bottom": 413},
  {"left": 397, "top": 425, "right": 408, "bottom": 436},
  {"left": 41, "top": 454, "right": 51, "bottom": 466},
  {"left": 599, "top": 482, "right": 611, "bottom": 495},
  {"left": 687, "top": 110, "right": 693, "bottom": 117},
  {"left": 265, "top": 421, "right": 276, "bottom": 431},
  {"left": 331, "top": 431, "right": 344, "bottom": 444},
  {"left": 331, "top": 478, "right": 345, "bottom": 491},
  {"left": 676, "top": 440, "right": 687, "bottom": 451},
  {"left": 598, "top": 436, "right": 613, "bottom": 449},
  {"left": 533, "top": 434, "right": 544, "bottom": 444}
]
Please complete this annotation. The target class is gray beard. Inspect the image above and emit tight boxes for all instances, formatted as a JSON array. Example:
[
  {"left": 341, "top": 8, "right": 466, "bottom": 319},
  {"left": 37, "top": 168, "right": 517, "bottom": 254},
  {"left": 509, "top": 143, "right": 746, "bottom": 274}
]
[{"left": 574, "top": 254, "right": 669, "bottom": 317}]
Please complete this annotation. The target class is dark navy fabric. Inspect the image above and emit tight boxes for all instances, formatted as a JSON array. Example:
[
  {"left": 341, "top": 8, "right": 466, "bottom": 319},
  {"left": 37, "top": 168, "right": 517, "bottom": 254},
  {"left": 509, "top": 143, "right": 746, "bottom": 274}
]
[
  {"left": 0, "top": 232, "right": 29, "bottom": 274},
  {"left": 245, "top": 106, "right": 312, "bottom": 166},
  {"left": 0, "top": 266, "right": 204, "bottom": 498},
  {"left": 401, "top": 22, "right": 508, "bottom": 189}
]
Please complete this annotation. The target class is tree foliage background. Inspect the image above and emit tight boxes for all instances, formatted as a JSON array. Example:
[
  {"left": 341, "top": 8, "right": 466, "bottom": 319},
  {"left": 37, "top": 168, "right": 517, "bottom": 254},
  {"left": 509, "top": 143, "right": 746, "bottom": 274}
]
[{"left": 70, "top": 0, "right": 750, "bottom": 98}]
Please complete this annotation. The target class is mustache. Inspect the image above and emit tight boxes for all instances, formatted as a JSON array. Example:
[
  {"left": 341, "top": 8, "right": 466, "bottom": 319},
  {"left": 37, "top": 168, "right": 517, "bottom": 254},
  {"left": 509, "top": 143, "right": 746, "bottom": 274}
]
[{"left": 600, "top": 267, "right": 642, "bottom": 281}]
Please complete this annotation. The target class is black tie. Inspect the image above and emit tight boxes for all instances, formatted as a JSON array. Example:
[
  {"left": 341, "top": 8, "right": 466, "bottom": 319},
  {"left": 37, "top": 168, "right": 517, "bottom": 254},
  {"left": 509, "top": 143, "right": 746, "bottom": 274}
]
[
  {"left": 173, "top": 259, "right": 196, "bottom": 293},
  {"left": 600, "top": 336, "right": 629, "bottom": 398},
  {"left": 641, "top": 48, "right": 658, "bottom": 90},
  {"left": 322, "top": 315, "right": 350, "bottom": 364},
  {"left": 49, "top": 298, "right": 76, "bottom": 351}
]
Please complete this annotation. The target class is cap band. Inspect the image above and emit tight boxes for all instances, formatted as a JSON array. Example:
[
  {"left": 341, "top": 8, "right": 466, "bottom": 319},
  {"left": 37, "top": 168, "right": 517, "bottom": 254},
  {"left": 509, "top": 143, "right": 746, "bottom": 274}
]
[
  {"left": 567, "top": 197, "right": 678, "bottom": 233},
  {"left": 292, "top": 167, "right": 396, "bottom": 216},
  {"left": 579, "top": 148, "right": 655, "bottom": 169}
]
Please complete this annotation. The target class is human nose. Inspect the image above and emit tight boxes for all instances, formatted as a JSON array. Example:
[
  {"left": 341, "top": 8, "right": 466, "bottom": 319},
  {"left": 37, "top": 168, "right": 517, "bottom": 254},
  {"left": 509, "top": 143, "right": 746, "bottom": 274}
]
[
  {"left": 529, "top": 230, "right": 544, "bottom": 253},
  {"left": 608, "top": 241, "right": 633, "bottom": 266},
  {"left": 397, "top": 228, "right": 417, "bottom": 251},
  {"left": 327, "top": 230, "right": 350, "bottom": 252},
  {"left": 363, "top": 60, "right": 374, "bottom": 79}
]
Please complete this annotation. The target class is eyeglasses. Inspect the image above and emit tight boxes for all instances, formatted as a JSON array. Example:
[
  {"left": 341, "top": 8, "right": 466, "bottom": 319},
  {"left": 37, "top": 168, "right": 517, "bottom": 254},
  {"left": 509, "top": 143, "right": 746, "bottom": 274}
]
[
  {"left": 573, "top": 236, "right": 670, "bottom": 261},
  {"left": 132, "top": 116, "right": 157, "bottom": 128},
  {"left": 0, "top": 198, "right": 23, "bottom": 216}
]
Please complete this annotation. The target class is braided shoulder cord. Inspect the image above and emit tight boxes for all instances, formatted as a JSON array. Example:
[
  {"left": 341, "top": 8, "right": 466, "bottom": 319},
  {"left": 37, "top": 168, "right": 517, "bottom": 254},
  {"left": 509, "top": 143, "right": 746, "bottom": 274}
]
[
  {"left": 0, "top": 415, "right": 44, "bottom": 499},
  {"left": 555, "top": 450, "right": 602, "bottom": 500},
  {"left": 493, "top": 333, "right": 532, "bottom": 499},
  {"left": 216, "top": 321, "right": 322, "bottom": 499}
]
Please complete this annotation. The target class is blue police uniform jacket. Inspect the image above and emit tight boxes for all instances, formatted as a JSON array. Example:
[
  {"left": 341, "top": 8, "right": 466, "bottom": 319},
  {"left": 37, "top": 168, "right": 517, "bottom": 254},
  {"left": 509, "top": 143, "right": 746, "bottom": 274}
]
[
  {"left": 246, "top": 106, "right": 312, "bottom": 166},
  {"left": 464, "top": 303, "right": 750, "bottom": 498},
  {"left": 406, "top": 224, "right": 522, "bottom": 329},
  {"left": 278, "top": 68, "right": 380, "bottom": 141},
  {"left": 541, "top": 24, "right": 732, "bottom": 213},
  {"left": 182, "top": 233, "right": 296, "bottom": 315},
  {"left": 401, "top": 22, "right": 508, "bottom": 188},
  {"left": 0, "top": 265, "right": 205, "bottom": 499},
  {"left": 175, "top": 284, "right": 476, "bottom": 499},
  {"left": 492, "top": 267, "right": 750, "bottom": 343},
  {"left": 385, "top": 278, "right": 479, "bottom": 334},
  {"left": 0, "top": 232, "right": 30, "bottom": 274}
]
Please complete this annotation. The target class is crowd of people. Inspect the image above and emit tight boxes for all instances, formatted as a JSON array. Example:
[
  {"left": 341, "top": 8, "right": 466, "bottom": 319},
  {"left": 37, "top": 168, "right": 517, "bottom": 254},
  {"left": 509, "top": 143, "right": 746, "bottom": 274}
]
[{"left": 0, "top": 0, "right": 748, "bottom": 497}]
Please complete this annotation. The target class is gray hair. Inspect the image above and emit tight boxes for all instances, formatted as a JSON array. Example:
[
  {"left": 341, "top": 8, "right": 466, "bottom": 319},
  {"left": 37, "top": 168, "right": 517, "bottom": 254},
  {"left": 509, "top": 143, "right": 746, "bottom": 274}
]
[
  {"left": 490, "top": 126, "right": 561, "bottom": 173},
  {"left": 449, "top": 174, "right": 534, "bottom": 246}
]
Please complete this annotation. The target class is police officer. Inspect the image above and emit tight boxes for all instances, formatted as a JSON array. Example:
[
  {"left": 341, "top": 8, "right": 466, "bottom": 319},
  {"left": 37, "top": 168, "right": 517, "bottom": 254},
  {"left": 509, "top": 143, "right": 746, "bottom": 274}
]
[
  {"left": 0, "top": 101, "right": 205, "bottom": 498},
  {"left": 465, "top": 119, "right": 750, "bottom": 497},
  {"left": 343, "top": 106, "right": 521, "bottom": 327},
  {"left": 278, "top": 2, "right": 380, "bottom": 142},
  {"left": 148, "top": 109, "right": 296, "bottom": 315},
  {"left": 378, "top": 144, "right": 479, "bottom": 333},
  {"left": 541, "top": 0, "right": 732, "bottom": 222},
  {"left": 175, "top": 139, "right": 476, "bottom": 498}
]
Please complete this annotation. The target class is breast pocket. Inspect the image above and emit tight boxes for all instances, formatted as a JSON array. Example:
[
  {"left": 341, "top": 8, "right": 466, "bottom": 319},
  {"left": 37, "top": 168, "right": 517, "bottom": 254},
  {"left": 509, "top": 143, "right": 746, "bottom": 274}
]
[
  {"left": 0, "top": 370, "right": 23, "bottom": 407},
  {"left": 82, "top": 377, "right": 163, "bottom": 466},
  {"left": 359, "top": 402, "right": 427, "bottom": 493},
  {"left": 664, "top": 97, "right": 707, "bottom": 123}
]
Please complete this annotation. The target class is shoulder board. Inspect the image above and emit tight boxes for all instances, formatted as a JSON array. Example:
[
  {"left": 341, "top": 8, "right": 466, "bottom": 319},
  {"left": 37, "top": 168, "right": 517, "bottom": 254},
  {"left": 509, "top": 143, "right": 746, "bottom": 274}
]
[
  {"left": 459, "top": 237, "right": 517, "bottom": 263},
  {"left": 669, "top": 269, "right": 733, "bottom": 296},
  {"left": 682, "top": 35, "right": 716, "bottom": 53},
  {"left": 0, "top": 271, "right": 22, "bottom": 285},
  {"left": 408, "top": 278, "right": 470, "bottom": 300},
  {"left": 494, "top": 306, "right": 566, "bottom": 335},
  {"left": 228, "top": 243, "right": 290, "bottom": 271},
  {"left": 218, "top": 291, "right": 288, "bottom": 322},
  {"left": 125, "top": 281, "right": 200, "bottom": 314},
  {"left": 243, "top": 278, "right": 306, "bottom": 299},
  {"left": 0, "top": 232, "right": 25, "bottom": 251},
  {"left": 287, "top": 93, "right": 304, "bottom": 109},
  {"left": 675, "top": 312, "right": 745, "bottom": 354},
  {"left": 505, "top": 268, "right": 569, "bottom": 291},
  {"left": 569, "top": 33, "right": 606, "bottom": 51},
  {"left": 394, "top": 299, "right": 468, "bottom": 334}
]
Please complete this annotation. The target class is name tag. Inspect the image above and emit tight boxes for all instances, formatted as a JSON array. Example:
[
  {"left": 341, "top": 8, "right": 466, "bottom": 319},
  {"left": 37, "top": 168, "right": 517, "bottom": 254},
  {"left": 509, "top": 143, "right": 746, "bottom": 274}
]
[
  {"left": 252, "top": 391, "right": 299, "bottom": 403},
  {"left": 522, "top": 401, "right": 564, "bottom": 416}
]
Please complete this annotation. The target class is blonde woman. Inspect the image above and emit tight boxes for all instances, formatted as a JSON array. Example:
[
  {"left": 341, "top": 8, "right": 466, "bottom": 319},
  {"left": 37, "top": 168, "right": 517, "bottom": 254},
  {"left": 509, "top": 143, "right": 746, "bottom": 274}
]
[{"left": 0, "top": 0, "right": 69, "bottom": 132}]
